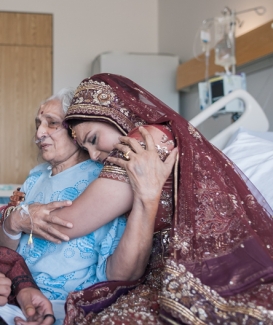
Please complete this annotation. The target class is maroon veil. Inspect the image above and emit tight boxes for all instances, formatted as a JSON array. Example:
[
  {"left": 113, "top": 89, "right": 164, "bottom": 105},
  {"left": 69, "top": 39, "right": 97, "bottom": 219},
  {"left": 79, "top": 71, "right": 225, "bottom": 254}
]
[{"left": 64, "top": 73, "right": 273, "bottom": 324}]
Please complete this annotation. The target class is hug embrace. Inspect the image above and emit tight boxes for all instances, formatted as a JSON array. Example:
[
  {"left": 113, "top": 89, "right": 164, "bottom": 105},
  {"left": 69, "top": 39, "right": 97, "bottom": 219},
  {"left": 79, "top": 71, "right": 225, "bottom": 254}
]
[{"left": 1, "top": 73, "right": 273, "bottom": 325}]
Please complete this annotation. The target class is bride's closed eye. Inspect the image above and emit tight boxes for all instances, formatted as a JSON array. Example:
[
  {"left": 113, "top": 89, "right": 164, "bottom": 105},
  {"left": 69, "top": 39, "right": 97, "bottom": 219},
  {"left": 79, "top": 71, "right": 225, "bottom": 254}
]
[{"left": 91, "top": 135, "right": 97, "bottom": 145}]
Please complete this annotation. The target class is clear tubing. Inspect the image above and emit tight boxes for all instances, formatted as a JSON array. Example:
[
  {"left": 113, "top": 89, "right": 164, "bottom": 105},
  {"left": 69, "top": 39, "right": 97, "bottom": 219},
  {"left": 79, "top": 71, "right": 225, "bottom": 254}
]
[{"left": 35, "top": 127, "right": 64, "bottom": 144}]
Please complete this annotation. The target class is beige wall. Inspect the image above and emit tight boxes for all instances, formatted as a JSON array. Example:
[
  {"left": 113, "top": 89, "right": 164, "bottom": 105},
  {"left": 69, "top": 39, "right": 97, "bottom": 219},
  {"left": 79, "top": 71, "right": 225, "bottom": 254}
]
[{"left": 0, "top": 0, "right": 158, "bottom": 93}]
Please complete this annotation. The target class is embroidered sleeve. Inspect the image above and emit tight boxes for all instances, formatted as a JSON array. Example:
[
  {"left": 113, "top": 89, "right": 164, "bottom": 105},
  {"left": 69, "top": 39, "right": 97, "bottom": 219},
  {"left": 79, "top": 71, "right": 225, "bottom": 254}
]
[{"left": 99, "top": 149, "right": 130, "bottom": 184}]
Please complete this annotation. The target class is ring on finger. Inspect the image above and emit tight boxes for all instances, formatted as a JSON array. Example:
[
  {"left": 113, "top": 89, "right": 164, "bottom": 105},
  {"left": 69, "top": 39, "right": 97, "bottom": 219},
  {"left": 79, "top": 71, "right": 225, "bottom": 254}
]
[
  {"left": 44, "top": 314, "right": 56, "bottom": 323},
  {"left": 123, "top": 150, "right": 131, "bottom": 160}
]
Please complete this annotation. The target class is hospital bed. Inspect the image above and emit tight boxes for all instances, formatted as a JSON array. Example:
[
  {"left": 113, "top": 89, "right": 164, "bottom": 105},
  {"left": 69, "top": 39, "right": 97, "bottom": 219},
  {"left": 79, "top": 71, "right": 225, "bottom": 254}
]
[
  {"left": 189, "top": 89, "right": 270, "bottom": 150},
  {"left": 190, "top": 88, "right": 273, "bottom": 209}
]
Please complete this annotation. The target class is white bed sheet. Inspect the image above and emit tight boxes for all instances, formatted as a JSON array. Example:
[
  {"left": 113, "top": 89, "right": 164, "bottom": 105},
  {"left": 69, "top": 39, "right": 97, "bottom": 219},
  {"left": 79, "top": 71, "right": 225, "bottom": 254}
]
[{"left": 223, "top": 128, "right": 273, "bottom": 209}]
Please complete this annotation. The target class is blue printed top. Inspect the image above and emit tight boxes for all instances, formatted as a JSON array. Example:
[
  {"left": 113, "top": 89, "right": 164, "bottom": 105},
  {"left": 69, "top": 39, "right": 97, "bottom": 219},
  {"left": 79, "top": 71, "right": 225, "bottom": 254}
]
[{"left": 16, "top": 160, "right": 126, "bottom": 300}]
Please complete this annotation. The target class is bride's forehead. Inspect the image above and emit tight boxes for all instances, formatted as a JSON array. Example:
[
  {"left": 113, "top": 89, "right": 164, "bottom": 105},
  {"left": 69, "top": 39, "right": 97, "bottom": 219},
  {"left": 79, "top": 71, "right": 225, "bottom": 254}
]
[{"left": 74, "top": 121, "right": 113, "bottom": 132}]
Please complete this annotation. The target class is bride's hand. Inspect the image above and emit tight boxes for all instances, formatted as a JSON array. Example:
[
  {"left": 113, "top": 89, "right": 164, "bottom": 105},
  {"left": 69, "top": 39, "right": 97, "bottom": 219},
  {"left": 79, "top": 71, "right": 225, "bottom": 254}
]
[{"left": 7, "top": 201, "right": 73, "bottom": 243}]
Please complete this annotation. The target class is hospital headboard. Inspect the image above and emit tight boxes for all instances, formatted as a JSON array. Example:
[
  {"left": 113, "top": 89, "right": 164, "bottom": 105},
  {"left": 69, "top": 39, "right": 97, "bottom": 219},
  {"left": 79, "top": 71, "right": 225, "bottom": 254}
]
[{"left": 189, "top": 89, "right": 269, "bottom": 150}]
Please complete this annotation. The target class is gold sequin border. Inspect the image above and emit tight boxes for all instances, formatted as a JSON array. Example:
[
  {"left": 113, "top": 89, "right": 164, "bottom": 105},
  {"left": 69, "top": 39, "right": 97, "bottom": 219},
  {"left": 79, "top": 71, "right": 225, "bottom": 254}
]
[{"left": 161, "top": 263, "right": 268, "bottom": 322}]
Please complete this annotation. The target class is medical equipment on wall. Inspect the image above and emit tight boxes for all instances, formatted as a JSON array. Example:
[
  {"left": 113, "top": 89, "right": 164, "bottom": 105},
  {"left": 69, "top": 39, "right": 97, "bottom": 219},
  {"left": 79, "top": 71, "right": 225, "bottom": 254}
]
[
  {"left": 198, "top": 73, "right": 246, "bottom": 112},
  {"left": 196, "top": 6, "right": 266, "bottom": 114}
]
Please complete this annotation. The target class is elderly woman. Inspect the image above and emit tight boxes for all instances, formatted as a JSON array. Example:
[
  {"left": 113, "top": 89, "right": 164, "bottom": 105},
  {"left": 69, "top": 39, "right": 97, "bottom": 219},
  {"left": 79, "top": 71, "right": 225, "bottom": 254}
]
[
  {"left": 0, "top": 87, "right": 176, "bottom": 324},
  {"left": 0, "top": 89, "right": 127, "bottom": 324}
]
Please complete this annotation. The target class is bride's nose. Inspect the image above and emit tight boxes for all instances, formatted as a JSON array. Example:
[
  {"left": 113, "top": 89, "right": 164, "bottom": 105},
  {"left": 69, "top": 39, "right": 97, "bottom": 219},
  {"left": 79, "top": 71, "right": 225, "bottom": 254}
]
[{"left": 88, "top": 148, "right": 100, "bottom": 161}]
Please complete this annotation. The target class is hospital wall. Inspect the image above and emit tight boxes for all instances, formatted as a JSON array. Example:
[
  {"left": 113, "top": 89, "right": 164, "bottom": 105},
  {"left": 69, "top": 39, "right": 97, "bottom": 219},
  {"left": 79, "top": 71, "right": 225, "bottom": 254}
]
[
  {"left": 158, "top": 0, "right": 273, "bottom": 136},
  {"left": 0, "top": 0, "right": 159, "bottom": 93}
]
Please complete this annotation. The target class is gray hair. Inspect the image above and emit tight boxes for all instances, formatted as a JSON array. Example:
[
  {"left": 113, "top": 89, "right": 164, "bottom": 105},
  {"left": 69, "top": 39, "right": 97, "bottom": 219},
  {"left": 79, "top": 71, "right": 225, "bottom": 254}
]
[{"left": 43, "top": 88, "right": 75, "bottom": 114}]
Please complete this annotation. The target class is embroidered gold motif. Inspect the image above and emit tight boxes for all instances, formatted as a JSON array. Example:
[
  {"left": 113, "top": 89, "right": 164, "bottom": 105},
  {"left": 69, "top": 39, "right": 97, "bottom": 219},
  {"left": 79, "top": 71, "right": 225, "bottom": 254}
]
[
  {"left": 92, "top": 88, "right": 115, "bottom": 106},
  {"left": 188, "top": 123, "right": 202, "bottom": 142},
  {"left": 160, "top": 259, "right": 273, "bottom": 324},
  {"left": 66, "top": 79, "right": 147, "bottom": 134}
]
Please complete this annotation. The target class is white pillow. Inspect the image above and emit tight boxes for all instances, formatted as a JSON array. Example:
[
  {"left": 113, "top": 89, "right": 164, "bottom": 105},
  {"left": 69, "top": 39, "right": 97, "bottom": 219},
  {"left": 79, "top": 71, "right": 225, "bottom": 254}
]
[{"left": 223, "top": 131, "right": 273, "bottom": 210}]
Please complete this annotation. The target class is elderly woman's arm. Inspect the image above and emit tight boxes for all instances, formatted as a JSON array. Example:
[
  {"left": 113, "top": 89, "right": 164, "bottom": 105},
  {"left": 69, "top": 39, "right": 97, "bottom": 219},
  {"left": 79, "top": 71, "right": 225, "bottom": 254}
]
[{"left": 105, "top": 129, "right": 177, "bottom": 280}]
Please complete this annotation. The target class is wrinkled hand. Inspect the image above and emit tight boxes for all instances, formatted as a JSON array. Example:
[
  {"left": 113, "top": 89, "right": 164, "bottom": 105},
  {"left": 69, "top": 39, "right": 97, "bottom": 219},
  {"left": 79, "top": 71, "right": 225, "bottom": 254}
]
[
  {"left": 10, "top": 201, "right": 73, "bottom": 243},
  {"left": 15, "top": 287, "right": 55, "bottom": 325},
  {"left": 107, "top": 126, "right": 178, "bottom": 204},
  {"left": 0, "top": 273, "right": 11, "bottom": 306}
]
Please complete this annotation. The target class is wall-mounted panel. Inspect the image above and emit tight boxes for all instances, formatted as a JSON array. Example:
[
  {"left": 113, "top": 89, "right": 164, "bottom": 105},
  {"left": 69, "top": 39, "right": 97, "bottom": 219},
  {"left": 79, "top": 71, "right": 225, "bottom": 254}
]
[
  {"left": 0, "top": 12, "right": 52, "bottom": 46},
  {"left": 0, "top": 12, "right": 52, "bottom": 184}
]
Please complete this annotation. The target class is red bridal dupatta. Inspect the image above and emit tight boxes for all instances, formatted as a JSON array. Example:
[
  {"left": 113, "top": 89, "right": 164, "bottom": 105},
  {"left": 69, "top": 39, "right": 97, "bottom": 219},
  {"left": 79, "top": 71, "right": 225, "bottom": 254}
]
[{"left": 64, "top": 74, "right": 273, "bottom": 324}]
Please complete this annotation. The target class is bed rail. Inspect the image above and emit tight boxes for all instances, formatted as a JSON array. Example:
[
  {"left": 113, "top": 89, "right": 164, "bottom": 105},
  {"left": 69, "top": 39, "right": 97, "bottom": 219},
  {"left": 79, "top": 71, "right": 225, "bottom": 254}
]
[{"left": 189, "top": 89, "right": 269, "bottom": 150}]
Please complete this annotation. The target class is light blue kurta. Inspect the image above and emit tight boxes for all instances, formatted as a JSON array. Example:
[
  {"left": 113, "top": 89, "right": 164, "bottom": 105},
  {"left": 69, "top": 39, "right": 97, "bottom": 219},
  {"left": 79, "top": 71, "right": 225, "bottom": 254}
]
[{"left": 16, "top": 160, "right": 126, "bottom": 300}]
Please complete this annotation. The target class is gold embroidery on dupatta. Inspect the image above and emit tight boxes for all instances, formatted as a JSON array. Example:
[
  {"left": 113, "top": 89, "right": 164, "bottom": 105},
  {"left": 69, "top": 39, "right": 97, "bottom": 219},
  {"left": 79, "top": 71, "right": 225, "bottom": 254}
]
[
  {"left": 160, "top": 259, "right": 273, "bottom": 324},
  {"left": 188, "top": 124, "right": 202, "bottom": 142},
  {"left": 66, "top": 79, "right": 147, "bottom": 133}
]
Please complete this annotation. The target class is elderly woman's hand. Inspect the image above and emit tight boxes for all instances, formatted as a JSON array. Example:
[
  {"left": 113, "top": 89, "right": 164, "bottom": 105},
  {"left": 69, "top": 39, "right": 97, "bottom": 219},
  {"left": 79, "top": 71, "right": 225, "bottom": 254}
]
[
  {"left": 6, "top": 201, "right": 73, "bottom": 243},
  {"left": 108, "top": 126, "right": 178, "bottom": 204}
]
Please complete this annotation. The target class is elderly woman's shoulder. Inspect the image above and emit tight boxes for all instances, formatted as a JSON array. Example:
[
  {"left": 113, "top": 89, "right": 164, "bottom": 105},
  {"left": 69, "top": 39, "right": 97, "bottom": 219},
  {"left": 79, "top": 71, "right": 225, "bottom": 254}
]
[
  {"left": 29, "top": 162, "right": 51, "bottom": 174},
  {"left": 80, "top": 159, "right": 103, "bottom": 170}
]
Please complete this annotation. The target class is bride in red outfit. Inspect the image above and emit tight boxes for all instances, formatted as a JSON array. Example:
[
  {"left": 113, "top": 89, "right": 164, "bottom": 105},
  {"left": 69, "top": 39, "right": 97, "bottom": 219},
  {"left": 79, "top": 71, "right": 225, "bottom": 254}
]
[
  {"left": 62, "top": 73, "right": 273, "bottom": 324},
  {"left": 2, "top": 73, "right": 273, "bottom": 324}
]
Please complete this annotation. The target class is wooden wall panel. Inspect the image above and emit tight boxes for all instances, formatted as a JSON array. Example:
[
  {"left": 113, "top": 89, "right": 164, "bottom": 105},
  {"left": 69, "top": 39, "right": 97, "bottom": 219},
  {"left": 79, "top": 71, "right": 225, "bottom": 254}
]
[
  {"left": 0, "top": 12, "right": 52, "bottom": 46},
  {"left": 0, "top": 12, "right": 52, "bottom": 184}
]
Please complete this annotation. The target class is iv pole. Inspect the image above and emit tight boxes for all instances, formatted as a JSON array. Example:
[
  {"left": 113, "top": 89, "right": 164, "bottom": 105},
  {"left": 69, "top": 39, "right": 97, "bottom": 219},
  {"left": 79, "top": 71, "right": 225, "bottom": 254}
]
[
  {"left": 201, "top": 6, "right": 267, "bottom": 75},
  {"left": 202, "top": 6, "right": 266, "bottom": 26}
]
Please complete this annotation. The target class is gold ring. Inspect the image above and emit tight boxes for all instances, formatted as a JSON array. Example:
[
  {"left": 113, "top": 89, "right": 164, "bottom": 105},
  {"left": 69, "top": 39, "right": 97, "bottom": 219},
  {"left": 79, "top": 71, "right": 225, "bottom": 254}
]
[{"left": 123, "top": 150, "right": 131, "bottom": 160}]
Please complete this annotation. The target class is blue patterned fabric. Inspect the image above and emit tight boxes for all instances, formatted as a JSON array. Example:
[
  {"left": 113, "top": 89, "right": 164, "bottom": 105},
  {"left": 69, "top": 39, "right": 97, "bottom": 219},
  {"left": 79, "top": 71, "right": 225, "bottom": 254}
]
[{"left": 16, "top": 160, "right": 126, "bottom": 300}]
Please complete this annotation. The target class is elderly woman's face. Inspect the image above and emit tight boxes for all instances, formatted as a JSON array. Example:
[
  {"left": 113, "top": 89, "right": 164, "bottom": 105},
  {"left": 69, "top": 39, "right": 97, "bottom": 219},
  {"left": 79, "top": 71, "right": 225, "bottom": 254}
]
[{"left": 35, "top": 99, "right": 77, "bottom": 165}]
